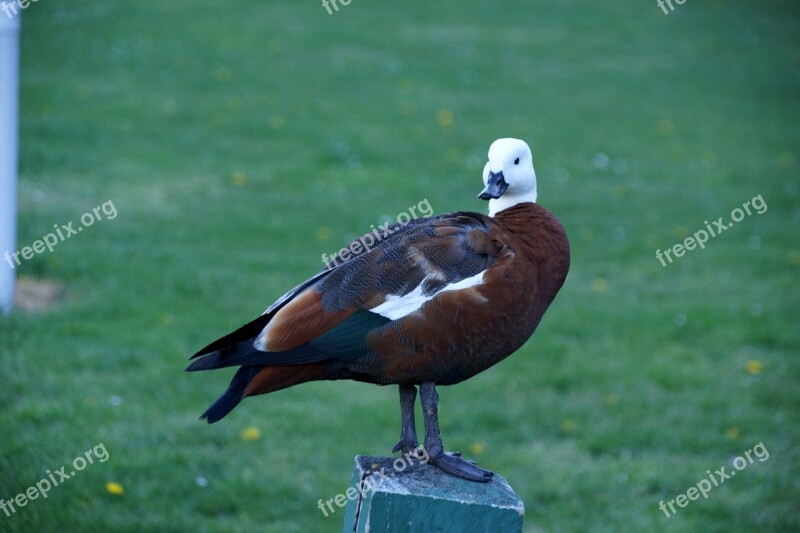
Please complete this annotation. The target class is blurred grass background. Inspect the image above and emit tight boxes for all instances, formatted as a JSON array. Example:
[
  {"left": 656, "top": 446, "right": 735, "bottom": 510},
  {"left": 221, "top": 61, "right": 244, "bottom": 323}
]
[{"left": 1, "top": 0, "right": 798, "bottom": 531}]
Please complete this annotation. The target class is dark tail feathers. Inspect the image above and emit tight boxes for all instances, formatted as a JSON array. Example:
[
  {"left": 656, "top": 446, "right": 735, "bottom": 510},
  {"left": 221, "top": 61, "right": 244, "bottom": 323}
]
[{"left": 199, "top": 366, "right": 262, "bottom": 423}]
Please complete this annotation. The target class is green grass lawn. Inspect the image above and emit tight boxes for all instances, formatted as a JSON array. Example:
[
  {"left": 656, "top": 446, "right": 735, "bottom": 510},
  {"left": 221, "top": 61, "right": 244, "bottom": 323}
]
[{"left": 1, "top": 0, "right": 798, "bottom": 531}]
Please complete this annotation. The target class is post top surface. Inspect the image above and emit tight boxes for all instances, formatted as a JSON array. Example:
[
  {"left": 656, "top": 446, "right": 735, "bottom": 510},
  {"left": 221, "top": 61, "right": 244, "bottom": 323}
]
[{"left": 352, "top": 455, "right": 525, "bottom": 514}]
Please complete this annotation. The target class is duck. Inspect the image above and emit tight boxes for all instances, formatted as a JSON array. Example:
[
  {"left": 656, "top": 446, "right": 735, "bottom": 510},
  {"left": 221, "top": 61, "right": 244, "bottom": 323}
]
[{"left": 188, "top": 138, "right": 571, "bottom": 482}]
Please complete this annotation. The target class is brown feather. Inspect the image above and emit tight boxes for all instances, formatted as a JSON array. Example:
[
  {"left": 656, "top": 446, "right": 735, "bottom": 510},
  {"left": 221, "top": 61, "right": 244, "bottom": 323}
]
[
  {"left": 259, "top": 287, "right": 354, "bottom": 352},
  {"left": 243, "top": 363, "right": 332, "bottom": 397}
]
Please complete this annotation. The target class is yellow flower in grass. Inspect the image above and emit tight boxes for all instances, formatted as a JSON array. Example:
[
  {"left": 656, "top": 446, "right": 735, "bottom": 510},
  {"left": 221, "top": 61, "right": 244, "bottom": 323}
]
[
  {"left": 673, "top": 226, "right": 689, "bottom": 239},
  {"left": 106, "top": 482, "right": 124, "bottom": 496},
  {"left": 315, "top": 226, "right": 332, "bottom": 241},
  {"left": 436, "top": 109, "right": 454, "bottom": 128},
  {"left": 242, "top": 426, "right": 261, "bottom": 441},
  {"left": 231, "top": 172, "right": 247, "bottom": 187},
  {"left": 745, "top": 360, "right": 762, "bottom": 375},
  {"left": 560, "top": 419, "right": 577, "bottom": 433},
  {"left": 470, "top": 442, "right": 485, "bottom": 455},
  {"left": 725, "top": 427, "right": 740, "bottom": 440}
]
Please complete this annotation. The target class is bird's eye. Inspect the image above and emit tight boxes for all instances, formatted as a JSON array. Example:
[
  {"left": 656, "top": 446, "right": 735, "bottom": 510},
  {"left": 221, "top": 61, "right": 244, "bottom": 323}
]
[{"left": 514, "top": 158, "right": 520, "bottom": 165}]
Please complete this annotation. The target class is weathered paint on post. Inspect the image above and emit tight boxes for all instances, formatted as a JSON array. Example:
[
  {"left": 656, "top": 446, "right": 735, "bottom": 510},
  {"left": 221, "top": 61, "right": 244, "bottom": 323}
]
[{"left": 342, "top": 455, "right": 525, "bottom": 532}]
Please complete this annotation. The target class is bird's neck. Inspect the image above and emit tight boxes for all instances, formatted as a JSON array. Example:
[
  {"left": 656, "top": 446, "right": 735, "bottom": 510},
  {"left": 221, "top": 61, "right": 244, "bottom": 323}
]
[{"left": 488, "top": 191, "right": 537, "bottom": 217}]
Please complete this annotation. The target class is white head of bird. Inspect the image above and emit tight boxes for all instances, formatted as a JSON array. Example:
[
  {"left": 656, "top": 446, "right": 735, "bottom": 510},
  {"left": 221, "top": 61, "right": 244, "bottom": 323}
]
[{"left": 479, "top": 138, "right": 538, "bottom": 217}]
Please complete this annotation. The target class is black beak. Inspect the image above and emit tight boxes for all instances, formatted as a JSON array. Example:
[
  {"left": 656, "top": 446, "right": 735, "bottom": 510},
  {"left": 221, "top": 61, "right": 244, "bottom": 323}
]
[{"left": 478, "top": 171, "right": 509, "bottom": 200}]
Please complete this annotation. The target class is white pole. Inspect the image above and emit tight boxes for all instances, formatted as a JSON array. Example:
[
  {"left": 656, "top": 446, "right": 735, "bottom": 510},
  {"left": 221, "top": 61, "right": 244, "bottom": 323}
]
[{"left": 0, "top": 7, "right": 20, "bottom": 314}]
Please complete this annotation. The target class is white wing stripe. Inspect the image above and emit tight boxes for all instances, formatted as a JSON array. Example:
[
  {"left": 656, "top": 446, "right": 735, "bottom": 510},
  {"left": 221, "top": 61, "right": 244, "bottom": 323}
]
[{"left": 370, "top": 271, "right": 485, "bottom": 320}]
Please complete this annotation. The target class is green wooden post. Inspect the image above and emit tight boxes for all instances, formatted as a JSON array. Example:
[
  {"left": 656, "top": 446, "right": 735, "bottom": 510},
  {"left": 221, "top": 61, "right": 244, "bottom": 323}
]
[{"left": 341, "top": 455, "right": 525, "bottom": 532}]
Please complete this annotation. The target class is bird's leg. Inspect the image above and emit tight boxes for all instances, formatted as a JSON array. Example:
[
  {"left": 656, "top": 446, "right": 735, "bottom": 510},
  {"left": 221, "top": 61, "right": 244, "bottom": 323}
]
[
  {"left": 392, "top": 384, "right": 420, "bottom": 455},
  {"left": 419, "top": 381, "right": 493, "bottom": 482}
]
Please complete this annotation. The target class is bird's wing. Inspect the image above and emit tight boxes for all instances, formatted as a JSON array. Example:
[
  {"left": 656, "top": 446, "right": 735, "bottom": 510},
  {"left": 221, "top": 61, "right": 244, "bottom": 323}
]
[{"left": 188, "top": 211, "right": 508, "bottom": 369}]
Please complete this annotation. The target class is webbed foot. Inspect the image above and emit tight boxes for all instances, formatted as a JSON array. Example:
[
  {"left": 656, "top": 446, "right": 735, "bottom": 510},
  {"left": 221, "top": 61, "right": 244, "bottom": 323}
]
[{"left": 428, "top": 451, "right": 493, "bottom": 482}]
